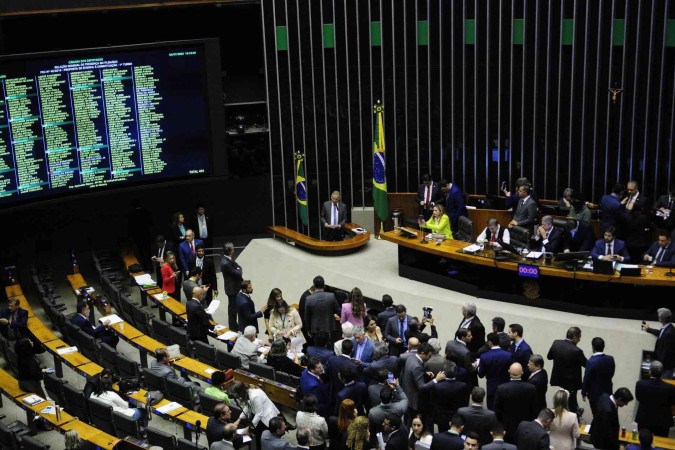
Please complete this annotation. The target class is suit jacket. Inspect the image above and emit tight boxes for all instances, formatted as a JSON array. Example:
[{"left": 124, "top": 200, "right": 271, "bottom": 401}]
[
  {"left": 220, "top": 256, "right": 243, "bottom": 297},
  {"left": 149, "top": 361, "right": 194, "bottom": 387},
  {"left": 458, "top": 405, "right": 498, "bottom": 446},
  {"left": 326, "top": 354, "right": 359, "bottom": 406},
  {"left": 416, "top": 182, "right": 444, "bottom": 206},
  {"left": 401, "top": 354, "right": 427, "bottom": 410},
  {"left": 515, "top": 420, "right": 551, "bottom": 450},
  {"left": 230, "top": 336, "right": 258, "bottom": 369},
  {"left": 590, "top": 393, "right": 620, "bottom": 450},
  {"left": 456, "top": 315, "right": 486, "bottom": 356},
  {"left": 192, "top": 213, "right": 212, "bottom": 241},
  {"left": 70, "top": 313, "right": 107, "bottom": 338},
  {"left": 635, "top": 377, "right": 675, "bottom": 430},
  {"left": 351, "top": 337, "right": 375, "bottom": 364},
  {"left": 320, "top": 200, "right": 348, "bottom": 227},
  {"left": 186, "top": 298, "right": 211, "bottom": 342},
  {"left": 336, "top": 381, "right": 368, "bottom": 415},
  {"left": 646, "top": 323, "right": 675, "bottom": 370},
  {"left": 510, "top": 340, "right": 533, "bottom": 379},
  {"left": 581, "top": 353, "right": 615, "bottom": 404},
  {"left": 421, "top": 379, "right": 470, "bottom": 431},
  {"left": 527, "top": 369, "right": 549, "bottom": 413},
  {"left": 377, "top": 307, "right": 397, "bottom": 331},
  {"left": 305, "top": 346, "right": 334, "bottom": 364},
  {"left": 438, "top": 183, "right": 468, "bottom": 229},
  {"left": 445, "top": 339, "right": 475, "bottom": 376},
  {"left": 600, "top": 194, "right": 622, "bottom": 231},
  {"left": 260, "top": 430, "right": 294, "bottom": 450},
  {"left": 478, "top": 348, "right": 513, "bottom": 401},
  {"left": 547, "top": 339, "right": 587, "bottom": 390},
  {"left": 178, "top": 238, "right": 203, "bottom": 273},
  {"left": 299, "top": 368, "right": 330, "bottom": 416},
  {"left": 188, "top": 256, "right": 217, "bottom": 289},
  {"left": 643, "top": 241, "right": 675, "bottom": 265},
  {"left": 0, "top": 307, "right": 29, "bottom": 339},
  {"left": 482, "top": 440, "right": 518, "bottom": 450},
  {"left": 565, "top": 220, "right": 596, "bottom": 252},
  {"left": 368, "top": 385, "right": 408, "bottom": 431},
  {"left": 534, "top": 226, "right": 565, "bottom": 253},
  {"left": 430, "top": 431, "right": 465, "bottom": 450},
  {"left": 590, "top": 238, "right": 631, "bottom": 261},
  {"left": 236, "top": 292, "right": 262, "bottom": 333},
  {"left": 364, "top": 356, "right": 400, "bottom": 384},
  {"left": 305, "top": 291, "right": 340, "bottom": 334},
  {"left": 385, "top": 426, "right": 409, "bottom": 450},
  {"left": 494, "top": 380, "right": 538, "bottom": 443},
  {"left": 511, "top": 196, "right": 538, "bottom": 227},
  {"left": 210, "top": 440, "right": 236, "bottom": 450}
]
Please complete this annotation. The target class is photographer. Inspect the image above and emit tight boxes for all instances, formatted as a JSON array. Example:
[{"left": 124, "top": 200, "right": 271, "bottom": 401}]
[{"left": 404, "top": 309, "right": 437, "bottom": 344}]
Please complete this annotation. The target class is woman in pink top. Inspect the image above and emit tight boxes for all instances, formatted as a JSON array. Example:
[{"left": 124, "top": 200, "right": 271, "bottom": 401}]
[{"left": 340, "top": 287, "right": 366, "bottom": 327}]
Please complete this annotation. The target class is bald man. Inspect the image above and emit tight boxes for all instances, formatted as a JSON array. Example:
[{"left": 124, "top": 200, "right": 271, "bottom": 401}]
[
  {"left": 186, "top": 286, "right": 211, "bottom": 343},
  {"left": 493, "top": 363, "right": 538, "bottom": 444}
]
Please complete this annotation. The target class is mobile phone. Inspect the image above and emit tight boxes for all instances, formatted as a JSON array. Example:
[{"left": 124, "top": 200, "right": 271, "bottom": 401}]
[
  {"left": 501, "top": 181, "right": 507, "bottom": 191},
  {"left": 387, "top": 372, "right": 394, "bottom": 383},
  {"left": 423, "top": 306, "right": 433, "bottom": 319},
  {"left": 44, "top": 368, "right": 55, "bottom": 374}
]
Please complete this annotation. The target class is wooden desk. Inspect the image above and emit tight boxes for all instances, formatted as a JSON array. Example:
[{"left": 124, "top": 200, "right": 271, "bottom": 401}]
[
  {"left": 579, "top": 426, "right": 675, "bottom": 449},
  {"left": 61, "top": 420, "right": 119, "bottom": 449},
  {"left": 233, "top": 370, "right": 297, "bottom": 409},
  {"left": 0, "top": 367, "right": 27, "bottom": 402},
  {"left": 66, "top": 273, "right": 111, "bottom": 316},
  {"left": 268, "top": 223, "right": 371, "bottom": 252},
  {"left": 6, "top": 284, "right": 22, "bottom": 297},
  {"left": 44, "top": 339, "right": 103, "bottom": 378},
  {"left": 27, "top": 316, "right": 60, "bottom": 343}
]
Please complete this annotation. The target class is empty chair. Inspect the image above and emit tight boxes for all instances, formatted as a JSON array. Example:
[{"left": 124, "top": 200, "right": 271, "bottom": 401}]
[
  {"left": 4, "top": 345, "right": 19, "bottom": 375},
  {"left": 248, "top": 361, "right": 276, "bottom": 381},
  {"left": 141, "top": 367, "right": 166, "bottom": 393},
  {"left": 215, "top": 349, "right": 241, "bottom": 371},
  {"left": 17, "top": 435, "right": 50, "bottom": 450},
  {"left": 112, "top": 410, "right": 142, "bottom": 439},
  {"left": 455, "top": 215, "right": 474, "bottom": 242},
  {"left": 0, "top": 423, "right": 26, "bottom": 450},
  {"left": 115, "top": 353, "right": 140, "bottom": 379},
  {"left": 63, "top": 383, "right": 89, "bottom": 423},
  {"left": 165, "top": 377, "right": 197, "bottom": 410},
  {"left": 63, "top": 321, "right": 82, "bottom": 346},
  {"left": 193, "top": 340, "right": 217, "bottom": 367},
  {"left": 131, "top": 306, "right": 154, "bottom": 336},
  {"left": 98, "top": 342, "right": 118, "bottom": 372},
  {"left": 147, "top": 427, "right": 176, "bottom": 450},
  {"left": 119, "top": 294, "right": 138, "bottom": 326},
  {"left": 87, "top": 397, "right": 116, "bottom": 435},
  {"left": 151, "top": 318, "right": 173, "bottom": 345},
  {"left": 198, "top": 392, "right": 225, "bottom": 417},
  {"left": 168, "top": 325, "right": 193, "bottom": 357},
  {"left": 177, "top": 437, "right": 207, "bottom": 450},
  {"left": 275, "top": 371, "right": 300, "bottom": 389},
  {"left": 509, "top": 225, "right": 531, "bottom": 249},
  {"left": 77, "top": 329, "right": 99, "bottom": 363},
  {"left": 43, "top": 372, "right": 66, "bottom": 406}
]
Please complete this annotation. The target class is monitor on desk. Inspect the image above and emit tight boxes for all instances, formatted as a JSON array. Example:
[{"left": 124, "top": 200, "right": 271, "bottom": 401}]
[
  {"left": 592, "top": 258, "right": 616, "bottom": 275},
  {"left": 554, "top": 251, "right": 590, "bottom": 262},
  {"left": 497, "top": 239, "right": 522, "bottom": 255}
]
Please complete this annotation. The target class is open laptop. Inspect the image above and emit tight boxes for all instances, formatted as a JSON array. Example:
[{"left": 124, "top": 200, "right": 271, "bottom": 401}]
[{"left": 592, "top": 258, "right": 616, "bottom": 275}]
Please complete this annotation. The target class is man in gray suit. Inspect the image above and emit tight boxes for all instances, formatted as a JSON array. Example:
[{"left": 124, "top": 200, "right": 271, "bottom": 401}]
[
  {"left": 150, "top": 347, "right": 202, "bottom": 400},
  {"left": 401, "top": 342, "right": 435, "bottom": 425},
  {"left": 458, "top": 387, "right": 498, "bottom": 447},
  {"left": 482, "top": 423, "right": 517, "bottom": 450},
  {"left": 261, "top": 416, "right": 294, "bottom": 450},
  {"left": 210, "top": 424, "right": 237, "bottom": 450},
  {"left": 368, "top": 380, "right": 409, "bottom": 440},
  {"left": 445, "top": 329, "right": 477, "bottom": 384},
  {"left": 231, "top": 326, "right": 261, "bottom": 369},
  {"left": 508, "top": 184, "right": 538, "bottom": 229},
  {"left": 321, "top": 190, "right": 348, "bottom": 241},
  {"left": 305, "top": 275, "right": 341, "bottom": 342}
]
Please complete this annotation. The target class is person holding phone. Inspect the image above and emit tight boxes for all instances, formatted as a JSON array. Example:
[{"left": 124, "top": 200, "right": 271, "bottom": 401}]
[
  {"left": 160, "top": 251, "right": 181, "bottom": 298},
  {"left": 419, "top": 205, "right": 453, "bottom": 239},
  {"left": 189, "top": 244, "right": 217, "bottom": 306}
]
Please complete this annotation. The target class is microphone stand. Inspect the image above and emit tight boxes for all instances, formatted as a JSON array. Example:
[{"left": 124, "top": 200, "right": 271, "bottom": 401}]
[
  {"left": 194, "top": 419, "right": 202, "bottom": 448},
  {"left": 418, "top": 223, "right": 428, "bottom": 244}
]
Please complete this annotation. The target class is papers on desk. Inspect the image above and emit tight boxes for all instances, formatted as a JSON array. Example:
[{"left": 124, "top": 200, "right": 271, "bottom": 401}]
[
  {"left": 99, "top": 314, "right": 124, "bottom": 325},
  {"left": 73, "top": 286, "right": 95, "bottom": 295},
  {"left": 216, "top": 330, "right": 239, "bottom": 341},
  {"left": 133, "top": 274, "right": 156, "bottom": 286},
  {"left": 583, "top": 424, "right": 591, "bottom": 433},
  {"left": 57, "top": 346, "right": 78, "bottom": 355},
  {"left": 462, "top": 244, "right": 482, "bottom": 253},
  {"left": 616, "top": 263, "right": 639, "bottom": 270},
  {"left": 204, "top": 368, "right": 217, "bottom": 375},
  {"left": 204, "top": 300, "right": 220, "bottom": 315},
  {"left": 41, "top": 405, "right": 56, "bottom": 414},
  {"left": 236, "top": 429, "right": 253, "bottom": 443},
  {"left": 152, "top": 293, "right": 168, "bottom": 301},
  {"left": 155, "top": 402, "right": 183, "bottom": 414},
  {"left": 23, "top": 395, "right": 45, "bottom": 406},
  {"left": 525, "top": 251, "right": 543, "bottom": 259}
]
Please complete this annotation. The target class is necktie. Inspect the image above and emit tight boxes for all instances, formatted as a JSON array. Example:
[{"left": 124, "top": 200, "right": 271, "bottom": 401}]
[
  {"left": 199, "top": 216, "right": 207, "bottom": 239},
  {"left": 490, "top": 231, "right": 496, "bottom": 243},
  {"left": 399, "top": 320, "right": 404, "bottom": 339},
  {"left": 606, "top": 243, "right": 612, "bottom": 256},
  {"left": 333, "top": 204, "right": 338, "bottom": 225},
  {"left": 656, "top": 248, "right": 664, "bottom": 263},
  {"left": 190, "top": 242, "right": 195, "bottom": 255},
  {"left": 425, "top": 186, "right": 431, "bottom": 203}
]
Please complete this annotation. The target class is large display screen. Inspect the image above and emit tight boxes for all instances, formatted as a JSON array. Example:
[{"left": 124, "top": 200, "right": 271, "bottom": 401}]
[{"left": 0, "top": 39, "right": 223, "bottom": 207}]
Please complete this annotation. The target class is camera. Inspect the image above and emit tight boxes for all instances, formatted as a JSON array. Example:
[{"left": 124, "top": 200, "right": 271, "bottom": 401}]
[
  {"left": 422, "top": 306, "right": 433, "bottom": 319},
  {"left": 500, "top": 181, "right": 507, "bottom": 191}
]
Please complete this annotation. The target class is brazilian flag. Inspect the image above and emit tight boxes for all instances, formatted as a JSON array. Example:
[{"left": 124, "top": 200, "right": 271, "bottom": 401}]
[
  {"left": 295, "top": 152, "right": 309, "bottom": 226},
  {"left": 373, "top": 102, "right": 389, "bottom": 221}
]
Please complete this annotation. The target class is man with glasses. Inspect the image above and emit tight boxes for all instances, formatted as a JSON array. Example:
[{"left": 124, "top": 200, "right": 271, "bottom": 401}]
[
  {"left": 179, "top": 229, "right": 203, "bottom": 277},
  {"left": 320, "top": 190, "right": 347, "bottom": 241}
]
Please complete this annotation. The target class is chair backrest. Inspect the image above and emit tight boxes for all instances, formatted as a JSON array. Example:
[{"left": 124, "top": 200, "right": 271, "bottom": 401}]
[
  {"left": 193, "top": 340, "right": 216, "bottom": 366},
  {"left": 131, "top": 306, "right": 153, "bottom": 335},
  {"left": 275, "top": 371, "right": 300, "bottom": 389},
  {"left": 62, "top": 383, "right": 89, "bottom": 422},
  {"left": 552, "top": 217, "right": 574, "bottom": 231},
  {"left": 112, "top": 410, "right": 141, "bottom": 439},
  {"left": 64, "top": 321, "right": 82, "bottom": 346},
  {"left": 151, "top": 318, "right": 173, "bottom": 345},
  {"left": 198, "top": 392, "right": 225, "bottom": 417},
  {"left": 0, "top": 423, "right": 21, "bottom": 450},
  {"left": 455, "top": 215, "right": 474, "bottom": 242},
  {"left": 509, "top": 225, "right": 531, "bottom": 249},
  {"left": 215, "top": 349, "right": 241, "bottom": 371},
  {"left": 168, "top": 325, "right": 193, "bottom": 357},
  {"left": 177, "top": 437, "right": 207, "bottom": 450},
  {"left": 17, "top": 435, "right": 50, "bottom": 450},
  {"left": 147, "top": 427, "right": 176, "bottom": 450},
  {"left": 77, "top": 329, "right": 99, "bottom": 362},
  {"left": 119, "top": 294, "right": 138, "bottom": 326},
  {"left": 115, "top": 353, "right": 140, "bottom": 379},
  {"left": 248, "top": 361, "right": 276, "bottom": 381},
  {"left": 87, "top": 397, "right": 116, "bottom": 435},
  {"left": 141, "top": 367, "right": 167, "bottom": 392},
  {"left": 4, "top": 344, "right": 19, "bottom": 374},
  {"left": 98, "top": 342, "right": 118, "bottom": 371},
  {"left": 43, "top": 372, "right": 66, "bottom": 406},
  {"left": 165, "top": 377, "right": 195, "bottom": 409}
]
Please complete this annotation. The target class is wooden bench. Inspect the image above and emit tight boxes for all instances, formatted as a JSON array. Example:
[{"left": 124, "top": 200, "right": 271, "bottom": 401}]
[{"left": 268, "top": 223, "right": 370, "bottom": 252}]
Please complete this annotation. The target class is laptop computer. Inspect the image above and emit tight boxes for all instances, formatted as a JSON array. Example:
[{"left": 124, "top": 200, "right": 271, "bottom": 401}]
[{"left": 592, "top": 258, "right": 616, "bottom": 275}]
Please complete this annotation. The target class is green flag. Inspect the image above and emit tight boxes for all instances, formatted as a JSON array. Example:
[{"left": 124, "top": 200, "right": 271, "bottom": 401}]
[
  {"left": 295, "top": 152, "right": 309, "bottom": 226},
  {"left": 373, "top": 102, "right": 389, "bottom": 221}
]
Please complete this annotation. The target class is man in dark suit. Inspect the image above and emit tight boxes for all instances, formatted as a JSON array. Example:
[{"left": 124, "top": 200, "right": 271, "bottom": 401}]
[
  {"left": 514, "top": 408, "right": 554, "bottom": 450},
  {"left": 152, "top": 235, "right": 175, "bottom": 289},
  {"left": 619, "top": 180, "right": 649, "bottom": 236},
  {"left": 581, "top": 337, "right": 615, "bottom": 417},
  {"left": 653, "top": 187, "right": 675, "bottom": 231},
  {"left": 384, "top": 304, "right": 411, "bottom": 357},
  {"left": 327, "top": 340, "right": 359, "bottom": 412},
  {"left": 299, "top": 358, "right": 330, "bottom": 417},
  {"left": 368, "top": 381, "right": 409, "bottom": 442},
  {"left": 305, "top": 329, "right": 335, "bottom": 364},
  {"left": 320, "top": 190, "right": 348, "bottom": 241},
  {"left": 192, "top": 205, "right": 212, "bottom": 248},
  {"left": 416, "top": 174, "right": 444, "bottom": 221},
  {"left": 430, "top": 415, "right": 467, "bottom": 450},
  {"left": 458, "top": 387, "right": 498, "bottom": 447},
  {"left": 635, "top": 360, "right": 675, "bottom": 437},
  {"left": 508, "top": 184, "right": 538, "bottom": 229},
  {"left": 643, "top": 230, "right": 675, "bottom": 266},
  {"left": 478, "top": 333, "right": 513, "bottom": 410},
  {"left": 482, "top": 423, "right": 517, "bottom": 450},
  {"left": 70, "top": 300, "right": 119, "bottom": 348},
  {"left": 377, "top": 294, "right": 397, "bottom": 331},
  {"left": 508, "top": 323, "right": 533, "bottom": 379},
  {"left": 445, "top": 329, "right": 477, "bottom": 384},
  {"left": 186, "top": 286, "right": 211, "bottom": 344},
  {"left": 532, "top": 215, "right": 565, "bottom": 253},
  {"left": 178, "top": 229, "right": 204, "bottom": 276},
  {"left": 591, "top": 226, "right": 631, "bottom": 261},
  {"left": 526, "top": 354, "right": 549, "bottom": 413},
  {"left": 305, "top": 275, "right": 340, "bottom": 342},
  {"left": 188, "top": 244, "right": 217, "bottom": 306},
  {"left": 364, "top": 343, "right": 400, "bottom": 386},
  {"left": 382, "top": 414, "right": 409, "bottom": 450},
  {"left": 220, "top": 243, "right": 242, "bottom": 331},
  {"left": 477, "top": 317, "right": 510, "bottom": 355},
  {"left": 420, "top": 361, "right": 470, "bottom": 432},
  {"left": 642, "top": 307, "right": 675, "bottom": 377},
  {"left": 494, "top": 363, "right": 537, "bottom": 444},
  {"left": 457, "top": 302, "right": 485, "bottom": 357},
  {"left": 547, "top": 326, "right": 587, "bottom": 413},
  {"left": 336, "top": 367, "right": 368, "bottom": 415},
  {"left": 0, "top": 297, "right": 29, "bottom": 340},
  {"left": 438, "top": 179, "right": 469, "bottom": 233},
  {"left": 600, "top": 183, "right": 624, "bottom": 232},
  {"left": 591, "top": 388, "right": 634, "bottom": 450},
  {"left": 564, "top": 219, "right": 596, "bottom": 252},
  {"left": 235, "top": 280, "right": 267, "bottom": 334},
  {"left": 401, "top": 342, "right": 435, "bottom": 425}
]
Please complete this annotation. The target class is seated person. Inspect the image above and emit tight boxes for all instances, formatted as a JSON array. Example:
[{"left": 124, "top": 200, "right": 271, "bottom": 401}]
[
  {"left": 476, "top": 218, "right": 510, "bottom": 248},
  {"left": 532, "top": 215, "right": 565, "bottom": 253},
  {"left": 560, "top": 188, "right": 575, "bottom": 209},
  {"left": 590, "top": 226, "right": 630, "bottom": 262},
  {"left": 265, "top": 338, "right": 303, "bottom": 377},
  {"left": 207, "top": 404, "right": 246, "bottom": 448},
  {"left": 0, "top": 297, "right": 29, "bottom": 340},
  {"left": 642, "top": 230, "right": 675, "bottom": 266},
  {"left": 150, "top": 347, "right": 203, "bottom": 400},
  {"left": 204, "top": 370, "right": 231, "bottom": 403},
  {"left": 564, "top": 219, "right": 596, "bottom": 252},
  {"left": 84, "top": 368, "right": 119, "bottom": 398},
  {"left": 91, "top": 377, "right": 147, "bottom": 431},
  {"left": 231, "top": 325, "right": 261, "bottom": 369},
  {"left": 70, "top": 300, "right": 119, "bottom": 348},
  {"left": 419, "top": 205, "right": 453, "bottom": 239}
]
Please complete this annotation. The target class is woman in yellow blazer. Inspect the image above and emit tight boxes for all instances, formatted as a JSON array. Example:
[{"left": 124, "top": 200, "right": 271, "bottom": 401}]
[{"left": 421, "top": 204, "right": 453, "bottom": 239}]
